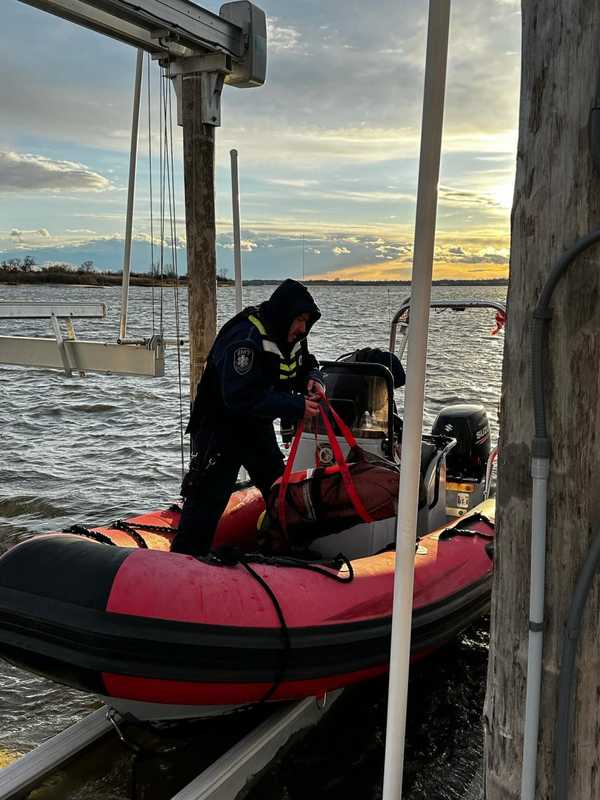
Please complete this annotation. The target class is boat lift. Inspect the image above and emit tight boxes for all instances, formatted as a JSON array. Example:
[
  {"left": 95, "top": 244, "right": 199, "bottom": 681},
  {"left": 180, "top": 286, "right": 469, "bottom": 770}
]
[
  {"left": 0, "top": 693, "right": 342, "bottom": 800},
  {"left": 3, "top": 0, "right": 266, "bottom": 382},
  {"left": 0, "top": 301, "right": 167, "bottom": 377}
]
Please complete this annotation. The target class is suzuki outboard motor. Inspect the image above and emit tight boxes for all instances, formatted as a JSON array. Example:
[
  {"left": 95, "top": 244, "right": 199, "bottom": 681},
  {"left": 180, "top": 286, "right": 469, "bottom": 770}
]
[{"left": 432, "top": 404, "right": 490, "bottom": 481}]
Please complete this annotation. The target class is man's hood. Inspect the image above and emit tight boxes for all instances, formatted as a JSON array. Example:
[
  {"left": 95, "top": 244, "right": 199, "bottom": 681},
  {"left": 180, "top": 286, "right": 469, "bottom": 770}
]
[{"left": 259, "top": 279, "right": 321, "bottom": 350}]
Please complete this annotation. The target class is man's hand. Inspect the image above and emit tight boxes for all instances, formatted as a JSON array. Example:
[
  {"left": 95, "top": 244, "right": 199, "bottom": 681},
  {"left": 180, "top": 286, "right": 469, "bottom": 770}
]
[
  {"left": 307, "top": 379, "right": 326, "bottom": 400},
  {"left": 304, "top": 397, "right": 321, "bottom": 420}
]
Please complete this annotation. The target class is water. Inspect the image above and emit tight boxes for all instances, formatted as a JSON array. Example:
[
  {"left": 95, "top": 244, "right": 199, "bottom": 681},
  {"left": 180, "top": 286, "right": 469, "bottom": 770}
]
[{"left": 0, "top": 282, "right": 504, "bottom": 796}]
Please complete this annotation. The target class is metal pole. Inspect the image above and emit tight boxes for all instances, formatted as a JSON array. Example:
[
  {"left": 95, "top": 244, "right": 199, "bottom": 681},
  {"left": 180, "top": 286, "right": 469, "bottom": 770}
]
[
  {"left": 119, "top": 48, "right": 144, "bottom": 340},
  {"left": 230, "top": 149, "right": 243, "bottom": 313},
  {"left": 382, "top": 2, "right": 451, "bottom": 798}
]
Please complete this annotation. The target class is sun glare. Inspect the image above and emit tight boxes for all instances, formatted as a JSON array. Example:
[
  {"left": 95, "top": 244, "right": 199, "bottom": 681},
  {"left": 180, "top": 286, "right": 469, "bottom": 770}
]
[{"left": 492, "top": 182, "right": 515, "bottom": 209}]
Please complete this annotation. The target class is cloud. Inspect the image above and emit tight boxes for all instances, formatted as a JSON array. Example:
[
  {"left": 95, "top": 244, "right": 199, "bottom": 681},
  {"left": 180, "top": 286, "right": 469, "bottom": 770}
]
[
  {"left": 268, "top": 18, "right": 303, "bottom": 53},
  {"left": 438, "top": 244, "right": 509, "bottom": 265},
  {"left": 9, "top": 228, "right": 50, "bottom": 240},
  {"left": 0, "top": 151, "right": 111, "bottom": 192},
  {"left": 266, "top": 178, "right": 320, "bottom": 188},
  {"left": 219, "top": 238, "right": 259, "bottom": 252},
  {"left": 439, "top": 185, "right": 501, "bottom": 209},
  {"left": 332, "top": 246, "right": 351, "bottom": 255}
]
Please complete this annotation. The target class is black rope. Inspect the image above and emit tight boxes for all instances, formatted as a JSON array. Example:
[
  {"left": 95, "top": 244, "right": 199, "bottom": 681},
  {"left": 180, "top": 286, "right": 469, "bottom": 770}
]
[
  {"left": 438, "top": 511, "right": 494, "bottom": 541},
  {"left": 64, "top": 519, "right": 178, "bottom": 549},
  {"left": 112, "top": 520, "right": 149, "bottom": 549},
  {"left": 63, "top": 524, "right": 116, "bottom": 546},
  {"left": 208, "top": 547, "right": 354, "bottom": 704},
  {"left": 241, "top": 561, "right": 290, "bottom": 703},
  {"left": 114, "top": 519, "right": 177, "bottom": 535},
  {"left": 209, "top": 547, "right": 354, "bottom": 583},
  {"left": 61, "top": 523, "right": 353, "bottom": 708}
]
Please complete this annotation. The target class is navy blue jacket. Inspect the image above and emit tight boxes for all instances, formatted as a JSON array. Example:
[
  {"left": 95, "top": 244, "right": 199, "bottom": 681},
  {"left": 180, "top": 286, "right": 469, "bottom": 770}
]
[{"left": 187, "top": 280, "right": 322, "bottom": 435}]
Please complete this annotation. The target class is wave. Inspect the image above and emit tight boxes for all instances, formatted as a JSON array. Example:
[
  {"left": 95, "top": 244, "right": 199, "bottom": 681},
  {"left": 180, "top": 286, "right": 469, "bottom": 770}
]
[
  {"left": 0, "top": 495, "right": 67, "bottom": 519},
  {"left": 69, "top": 403, "right": 118, "bottom": 413}
]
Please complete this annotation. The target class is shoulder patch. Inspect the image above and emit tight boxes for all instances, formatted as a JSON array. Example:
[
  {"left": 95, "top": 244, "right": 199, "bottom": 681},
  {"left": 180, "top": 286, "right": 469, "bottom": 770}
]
[{"left": 233, "top": 346, "right": 254, "bottom": 375}]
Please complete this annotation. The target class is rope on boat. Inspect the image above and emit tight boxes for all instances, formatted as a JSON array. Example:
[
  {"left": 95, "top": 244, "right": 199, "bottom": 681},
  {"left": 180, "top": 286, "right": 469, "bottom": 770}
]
[
  {"left": 438, "top": 511, "right": 494, "bottom": 541},
  {"left": 62, "top": 524, "right": 117, "bottom": 546},
  {"left": 112, "top": 520, "right": 150, "bottom": 548},
  {"left": 209, "top": 547, "right": 354, "bottom": 703},
  {"left": 62, "top": 520, "right": 353, "bottom": 707},
  {"left": 62, "top": 519, "right": 176, "bottom": 548}
]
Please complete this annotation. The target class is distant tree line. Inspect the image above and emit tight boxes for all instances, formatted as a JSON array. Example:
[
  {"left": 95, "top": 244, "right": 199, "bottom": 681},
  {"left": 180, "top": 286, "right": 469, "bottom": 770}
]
[
  {"left": 0, "top": 257, "right": 234, "bottom": 286},
  {"left": 0, "top": 257, "right": 96, "bottom": 275}
]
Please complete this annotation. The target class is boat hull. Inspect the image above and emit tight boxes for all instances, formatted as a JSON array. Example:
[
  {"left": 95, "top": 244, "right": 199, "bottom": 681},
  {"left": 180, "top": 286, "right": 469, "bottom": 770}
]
[{"left": 0, "top": 497, "right": 494, "bottom": 719}]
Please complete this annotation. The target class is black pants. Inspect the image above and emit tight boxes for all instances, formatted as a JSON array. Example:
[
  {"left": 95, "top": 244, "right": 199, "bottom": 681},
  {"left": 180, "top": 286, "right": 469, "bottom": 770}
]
[{"left": 171, "top": 422, "right": 284, "bottom": 556}]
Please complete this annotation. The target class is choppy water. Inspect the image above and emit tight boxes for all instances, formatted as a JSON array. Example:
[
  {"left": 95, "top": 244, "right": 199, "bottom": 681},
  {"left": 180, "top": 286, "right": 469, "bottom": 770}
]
[{"left": 0, "top": 282, "right": 504, "bottom": 796}]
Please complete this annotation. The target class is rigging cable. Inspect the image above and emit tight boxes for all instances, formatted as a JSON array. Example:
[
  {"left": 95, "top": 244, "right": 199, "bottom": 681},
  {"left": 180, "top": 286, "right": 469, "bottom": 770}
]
[
  {"left": 164, "top": 68, "right": 186, "bottom": 479},
  {"left": 158, "top": 66, "right": 165, "bottom": 332},
  {"left": 147, "top": 53, "right": 157, "bottom": 335}
]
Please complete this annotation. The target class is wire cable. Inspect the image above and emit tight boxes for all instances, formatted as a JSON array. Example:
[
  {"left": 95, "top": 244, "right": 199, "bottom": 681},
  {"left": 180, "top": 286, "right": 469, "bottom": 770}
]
[
  {"left": 147, "top": 53, "right": 157, "bottom": 335},
  {"left": 165, "top": 68, "right": 186, "bottom": 480}
]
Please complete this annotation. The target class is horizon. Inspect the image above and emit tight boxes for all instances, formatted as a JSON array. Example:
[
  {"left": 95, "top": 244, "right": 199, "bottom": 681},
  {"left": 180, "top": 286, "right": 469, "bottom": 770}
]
[{"left": 0, "top": 1, "right": 520, "bottom": 282}]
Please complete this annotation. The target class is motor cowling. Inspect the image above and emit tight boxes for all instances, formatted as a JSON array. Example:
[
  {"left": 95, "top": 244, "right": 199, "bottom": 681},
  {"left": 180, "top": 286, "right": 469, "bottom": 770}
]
[{"left": 431, "top": 404, "right": 491, "bottom": 482}]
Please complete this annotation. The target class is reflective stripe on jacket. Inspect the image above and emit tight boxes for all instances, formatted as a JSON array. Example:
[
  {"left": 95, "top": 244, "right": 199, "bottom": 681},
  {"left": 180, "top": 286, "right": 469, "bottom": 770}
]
[
  {"left": 247, "top": 314, "right": 302, "bottom": 383},
  {"left": 186, "top": 307, "right": 321, "bottom": 435}
]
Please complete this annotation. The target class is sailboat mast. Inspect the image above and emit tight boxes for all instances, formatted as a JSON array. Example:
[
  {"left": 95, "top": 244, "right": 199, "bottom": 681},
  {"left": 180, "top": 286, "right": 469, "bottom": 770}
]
[{"left": 182, "top": 75, "right": 218, "bottom": 403}]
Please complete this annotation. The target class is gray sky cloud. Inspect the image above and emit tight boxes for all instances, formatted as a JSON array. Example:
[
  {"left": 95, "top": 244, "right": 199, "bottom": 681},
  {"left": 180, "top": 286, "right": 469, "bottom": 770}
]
[{"left": 0, "top": 151, "right": 111, "bottom": 192}]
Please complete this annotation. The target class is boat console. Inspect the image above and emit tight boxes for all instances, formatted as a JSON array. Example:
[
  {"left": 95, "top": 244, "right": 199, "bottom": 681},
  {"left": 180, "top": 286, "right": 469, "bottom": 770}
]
[{"left": 291, "top": 359, "right": 458, "bottom": 558}]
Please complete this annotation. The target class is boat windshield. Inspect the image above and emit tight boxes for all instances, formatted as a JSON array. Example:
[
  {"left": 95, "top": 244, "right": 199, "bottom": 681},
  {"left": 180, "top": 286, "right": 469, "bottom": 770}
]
[{"left": 305, "top": 372, "right": 390, "bottom": 439}]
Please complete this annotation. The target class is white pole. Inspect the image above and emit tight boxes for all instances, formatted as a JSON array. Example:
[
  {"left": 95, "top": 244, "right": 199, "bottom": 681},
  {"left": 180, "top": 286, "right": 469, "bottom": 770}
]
[
  {"left": 382, "top": 2, "right": 451, "bottom": 798},
  {"left": 119, "top": 48, "right": 144, "bottom": 341},
  {"left": 520, "top": 458, "right": 549, "bottom": 800},
  {"left": 230, "top": 149, "right": 243, "bottom": 313}
]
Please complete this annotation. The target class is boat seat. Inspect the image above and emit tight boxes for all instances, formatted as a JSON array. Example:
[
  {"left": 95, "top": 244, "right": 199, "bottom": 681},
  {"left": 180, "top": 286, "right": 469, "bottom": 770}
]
[
  {"left": 417, "top": 434, "right": 456, "bottom": 536},
  {"left": 313, "top": 434, "right": 456, "bottom": 560}
]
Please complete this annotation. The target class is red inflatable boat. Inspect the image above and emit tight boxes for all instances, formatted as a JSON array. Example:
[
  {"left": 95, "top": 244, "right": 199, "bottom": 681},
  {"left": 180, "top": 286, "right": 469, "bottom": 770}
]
[
  {"left": 0, "top": 343, "right": 502, "bottom": 720},
  {"left": 0, "top": 489, "right": 494, "bottom": 720}
]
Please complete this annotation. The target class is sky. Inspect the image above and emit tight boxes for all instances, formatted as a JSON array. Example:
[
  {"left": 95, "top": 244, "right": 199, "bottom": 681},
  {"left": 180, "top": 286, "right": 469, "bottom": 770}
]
[{"left": 0, "top": 0, "right": 521, "bottom": 281}]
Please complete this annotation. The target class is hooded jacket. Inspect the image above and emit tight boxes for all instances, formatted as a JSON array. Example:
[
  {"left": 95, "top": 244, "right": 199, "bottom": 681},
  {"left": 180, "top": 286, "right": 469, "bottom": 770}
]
[{"left": 187, "top": 279, "right": 322, "bottom": 435}]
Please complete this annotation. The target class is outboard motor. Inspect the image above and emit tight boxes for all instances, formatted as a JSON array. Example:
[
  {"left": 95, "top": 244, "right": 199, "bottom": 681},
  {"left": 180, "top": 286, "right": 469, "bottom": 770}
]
[
  {"left": 431, "top": 404, "right": 491, "bottom": 517},
  {"left": 432, "top": 404, "right": 490, "bottom": 480}
]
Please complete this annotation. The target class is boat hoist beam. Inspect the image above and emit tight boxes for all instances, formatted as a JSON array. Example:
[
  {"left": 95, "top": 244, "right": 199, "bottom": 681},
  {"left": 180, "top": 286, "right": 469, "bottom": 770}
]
[
  {"left": 0, "top": 334, "right": 165, "bottom": 377},
  {"left": 0, "top": 302, "right": 165, "bottom": 377},
  {"left": 17, "top": 0, "right": 267, "bottom": 93}
]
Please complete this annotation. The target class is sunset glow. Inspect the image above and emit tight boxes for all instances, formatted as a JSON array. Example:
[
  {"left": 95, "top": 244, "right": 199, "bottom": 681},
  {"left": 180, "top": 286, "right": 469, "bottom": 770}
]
[{"left": 0, "top": 1, "right": 520, "bottom": 281}]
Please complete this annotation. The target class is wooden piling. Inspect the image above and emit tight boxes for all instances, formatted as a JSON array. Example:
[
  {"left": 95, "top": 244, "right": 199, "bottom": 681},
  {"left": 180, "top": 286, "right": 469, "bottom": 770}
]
[{"left": 182, "top": 74, "right": 217, "bottom": 402}]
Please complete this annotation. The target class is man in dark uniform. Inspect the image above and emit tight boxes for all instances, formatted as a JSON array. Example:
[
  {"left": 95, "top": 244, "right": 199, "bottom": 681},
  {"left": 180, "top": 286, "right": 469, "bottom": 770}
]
[{"left": 171, "top": 279, "right": 324, "bottom": 556}]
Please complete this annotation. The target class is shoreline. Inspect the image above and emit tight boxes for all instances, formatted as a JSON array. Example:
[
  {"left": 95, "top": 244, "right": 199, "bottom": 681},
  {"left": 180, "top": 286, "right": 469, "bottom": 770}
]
[
  {"left": 0, "top": 273, "right": 507, "bottom": 288},
  {"left": 0, "top": 273, "right": 231, "bottom": 288}
]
